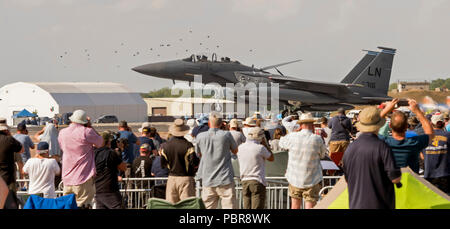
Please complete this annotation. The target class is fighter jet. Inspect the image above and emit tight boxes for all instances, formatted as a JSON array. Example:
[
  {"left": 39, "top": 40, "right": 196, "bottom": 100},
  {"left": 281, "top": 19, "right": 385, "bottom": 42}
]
[{"left": 132, "top": 47, "right": 397, "bottom": 111}]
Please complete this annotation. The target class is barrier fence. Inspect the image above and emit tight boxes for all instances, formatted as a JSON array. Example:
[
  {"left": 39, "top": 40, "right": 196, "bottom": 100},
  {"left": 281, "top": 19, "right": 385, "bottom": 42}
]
[{"left": 15, "top": 176, "right": 342, "bottom": 209}]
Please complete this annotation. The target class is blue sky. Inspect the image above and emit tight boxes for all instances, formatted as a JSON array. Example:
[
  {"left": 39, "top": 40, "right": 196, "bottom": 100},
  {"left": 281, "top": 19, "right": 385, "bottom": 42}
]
[{"left": 0, "top": 0, "right": 449, "bottom": 93}]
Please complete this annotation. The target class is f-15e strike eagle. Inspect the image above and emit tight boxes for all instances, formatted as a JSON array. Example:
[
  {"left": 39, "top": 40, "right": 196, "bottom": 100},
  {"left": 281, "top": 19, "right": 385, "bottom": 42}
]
[{"left": 132, "top": 47, "right": 396, "bottom": 111}]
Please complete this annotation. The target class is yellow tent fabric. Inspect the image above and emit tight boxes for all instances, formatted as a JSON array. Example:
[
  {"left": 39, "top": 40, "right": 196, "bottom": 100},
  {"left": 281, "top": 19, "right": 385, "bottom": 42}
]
[{"left": 316, "top": 168, "right": 450, "bottom": 209}]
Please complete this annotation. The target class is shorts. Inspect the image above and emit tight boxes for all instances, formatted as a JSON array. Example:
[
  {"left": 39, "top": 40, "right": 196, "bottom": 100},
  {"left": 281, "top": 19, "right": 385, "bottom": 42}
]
[
  {"left": 329, "top": 140, "right": 349, "bottom": 166},
  {"left": 95, "top": 192, "right": 123, "bottom": 209},
  {"left": 202, "top": 183, "right": 237, "bottom": 209},
  {"left": 63, "top": 177, "right": 96, "bottom": 208},
  {"left": 288, "top": 183, "right": 321, "bottom": 203},
  {"left": 165, "top": 176, "right": 196, "bottom": 204}
]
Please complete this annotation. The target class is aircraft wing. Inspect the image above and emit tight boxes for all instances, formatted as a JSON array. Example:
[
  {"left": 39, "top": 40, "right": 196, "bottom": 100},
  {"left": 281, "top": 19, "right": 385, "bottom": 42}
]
[{"left": 268, "top": 76, "right": 353, "bottom": 98}]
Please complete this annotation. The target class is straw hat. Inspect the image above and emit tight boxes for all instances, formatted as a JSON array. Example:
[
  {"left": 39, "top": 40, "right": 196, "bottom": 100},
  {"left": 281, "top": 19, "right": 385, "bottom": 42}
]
[
  {"left": 297, "top": 113, "right": 315, "bottom": 124},
  {"left": 229, "top": 119, "right": 239, "bottom": 128},
  {"left": 243, "top": 117, "right": 257, "bottom": 126},
  {"left": 247, "top": 127, "right": 264, "bottom": 141},
  {"left": 0, "top": 123, "right": 9, "bottom": 131},
  {"left": 355, "top": 106, "right": 386, "bottom": 132},
  {"left": 69, "top": 110, "right": 88, "bottom": 124},
  {"left": 169, "top": 119, "right": 190, "bottom": 137}
]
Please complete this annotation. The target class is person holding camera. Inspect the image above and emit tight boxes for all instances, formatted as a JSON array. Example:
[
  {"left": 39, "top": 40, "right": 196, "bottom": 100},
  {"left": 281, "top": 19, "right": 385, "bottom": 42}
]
[{"left": 58, "top": 110, "right": 103, "bottom": 208}]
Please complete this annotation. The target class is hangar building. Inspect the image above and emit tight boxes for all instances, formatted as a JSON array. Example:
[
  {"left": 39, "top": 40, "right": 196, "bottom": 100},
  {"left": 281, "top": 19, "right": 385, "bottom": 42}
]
[{"left": 0, "top": 82, "right": 147, "bottom": 126}]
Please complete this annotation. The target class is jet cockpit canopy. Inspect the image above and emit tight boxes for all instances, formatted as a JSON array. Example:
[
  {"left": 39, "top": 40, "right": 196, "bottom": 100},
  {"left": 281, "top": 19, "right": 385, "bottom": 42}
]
[{"left": 182, "top": 53, "right": 240, "bottom": 64}]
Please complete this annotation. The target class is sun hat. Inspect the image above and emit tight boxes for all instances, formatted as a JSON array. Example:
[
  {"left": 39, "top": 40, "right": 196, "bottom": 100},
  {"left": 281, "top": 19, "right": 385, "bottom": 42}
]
[
  {"left": 0, "top": 123, "right": 9, "bottom": 131},
  {"left": 37, "top": 142, "right": 49, "bottom": 154},
  {"left": 355, "top": 106, "right": 386, "bottom": 132},
  {"left": 297, "top": 113, "right": 316, "bottom": 124},
  {"left": 243, "top": 117, "right": 257, "bottom": 126},
  {"left": 69, "top": 110, "right": 88, "bottom": 125},
  {"left": 229, "top": 119, "right": 239, "bottom": 128},
  {"left": 431, "top": 113, "right": 445, "bottom": 125},
  {"left": 169, "top": 119, "right": 190, "bottom": 137},
  {"left": 247, "top": 127, "right": 264, "bottom": 141}
]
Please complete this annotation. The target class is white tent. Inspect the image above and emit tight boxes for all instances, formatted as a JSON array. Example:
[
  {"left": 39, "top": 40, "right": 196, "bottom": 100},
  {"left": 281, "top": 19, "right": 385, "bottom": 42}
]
[{"left": 0, "top": 82, "right": 147, "bottom": 126}]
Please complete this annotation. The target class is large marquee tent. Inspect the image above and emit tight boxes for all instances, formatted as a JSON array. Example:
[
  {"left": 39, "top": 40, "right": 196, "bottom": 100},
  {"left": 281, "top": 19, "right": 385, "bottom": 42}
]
[{"left": 0, "top": 82, "right": 147, "bottom": 126}]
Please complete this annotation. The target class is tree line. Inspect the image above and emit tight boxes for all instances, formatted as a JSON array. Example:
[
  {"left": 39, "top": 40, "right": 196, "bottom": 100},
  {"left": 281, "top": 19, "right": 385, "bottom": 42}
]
[{"left": 389, "top": 78, "right": 450, "bottom": 91}]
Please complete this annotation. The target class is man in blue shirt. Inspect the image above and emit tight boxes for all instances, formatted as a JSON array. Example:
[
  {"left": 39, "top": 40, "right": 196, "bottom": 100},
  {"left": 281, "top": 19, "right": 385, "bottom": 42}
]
[
  {"left": 118, "top": 121, "right": 140, "bottom": 166},
  {"left": 13, "top": 123, "right": 34, "bottom": 163},
  {"left": 135, "top": 127, "right": 157, "bottom": 157},
  {"left": 328, "top": 108, "right": 353, "bottom": 167},
  {"left": 195, "top": 112, "right": 238, "bottom": 209},
  {"left": 423, "top": 113, "right": 450, "bottom": 195},
  {"left": 379, "top": 99, "right": 434, "bottom": 173}
]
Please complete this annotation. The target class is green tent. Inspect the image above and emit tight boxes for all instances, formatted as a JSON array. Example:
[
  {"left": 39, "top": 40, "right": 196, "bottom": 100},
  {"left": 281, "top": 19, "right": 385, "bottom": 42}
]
[
  {"left": 315, "top": 168, "right": 450, "bottom": 209},
  {"left": 146, "top": 197, "right": 206, "bottom": 209}
]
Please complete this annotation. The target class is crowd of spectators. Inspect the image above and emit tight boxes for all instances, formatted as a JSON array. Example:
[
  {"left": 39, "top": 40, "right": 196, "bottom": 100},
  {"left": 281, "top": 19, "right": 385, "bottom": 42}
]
[{"left": 1, "top": 97, "right": 449, "bottom": 209}]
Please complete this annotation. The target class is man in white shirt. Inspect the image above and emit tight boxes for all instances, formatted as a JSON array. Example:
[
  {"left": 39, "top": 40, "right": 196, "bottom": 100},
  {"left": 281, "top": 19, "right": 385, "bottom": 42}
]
[
  {"left": 23, "top": 142, "right": 61, "bottom": 199},
  {"left": 238, "top": 127, "right": 274, "bottom": 209},
  {"left": 282, "top": 114, "right": 300, "bottom": 134},
  {"left": 242, "top": 117, "right": 257, "bottom": 138}
]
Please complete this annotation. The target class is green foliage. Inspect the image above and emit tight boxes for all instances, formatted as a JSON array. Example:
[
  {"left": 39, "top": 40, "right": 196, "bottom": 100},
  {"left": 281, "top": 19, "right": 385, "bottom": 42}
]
[
  {"left": 429, "top": 78, "right": 450, "bottom": 90},
  {"left": 141, "top": 87, "right": 214, "bottom": 98},
  {"left": 389, "top": 83, "right": 398, "bottom": 91}
]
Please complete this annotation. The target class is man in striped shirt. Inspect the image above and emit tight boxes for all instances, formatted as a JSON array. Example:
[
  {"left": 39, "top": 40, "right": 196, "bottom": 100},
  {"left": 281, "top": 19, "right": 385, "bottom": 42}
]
[{"left": 279, "top": 113, "right": 327, "bottom": 209}]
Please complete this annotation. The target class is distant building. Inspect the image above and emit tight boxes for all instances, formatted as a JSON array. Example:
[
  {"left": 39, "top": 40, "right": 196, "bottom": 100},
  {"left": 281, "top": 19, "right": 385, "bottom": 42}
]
[
  {"left": 397, "top": 81, "right": 430, "bottom": 92},
  {"left": 144, "top": 97, "right": 235, "bottom": 120},
  {"left": 0, "top": 82, "right": 147, "bottom": 126}
]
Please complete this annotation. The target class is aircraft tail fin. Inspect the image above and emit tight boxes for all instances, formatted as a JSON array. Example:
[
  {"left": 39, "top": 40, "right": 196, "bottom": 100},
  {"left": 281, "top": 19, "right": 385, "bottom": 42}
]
[
  {"left": 340, "top": 51, "right": 377, "bottom": 83},
  {"left": 350, "top": 47, "right": 396, "bottom": 95}
]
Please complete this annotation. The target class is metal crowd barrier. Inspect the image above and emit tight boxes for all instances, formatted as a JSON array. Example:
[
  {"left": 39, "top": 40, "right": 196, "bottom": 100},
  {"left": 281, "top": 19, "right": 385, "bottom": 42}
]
[{"left": 15, "top": 176, "right": 343, "bottom": 209}]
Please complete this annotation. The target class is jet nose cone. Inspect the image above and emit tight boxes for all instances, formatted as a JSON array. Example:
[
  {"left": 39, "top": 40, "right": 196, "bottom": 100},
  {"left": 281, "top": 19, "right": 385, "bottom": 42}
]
[{"left": 132, "top": 63, "right": 165, "bottom": 76}]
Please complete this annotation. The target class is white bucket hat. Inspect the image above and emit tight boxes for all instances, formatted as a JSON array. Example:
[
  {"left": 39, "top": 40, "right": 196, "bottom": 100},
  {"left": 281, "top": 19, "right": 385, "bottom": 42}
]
[
  {"left": 69, "top": 110, "right": 88, "bottom": 124},
  {"left": 139, "top": 122, "right": 151, "bottom": 133}
]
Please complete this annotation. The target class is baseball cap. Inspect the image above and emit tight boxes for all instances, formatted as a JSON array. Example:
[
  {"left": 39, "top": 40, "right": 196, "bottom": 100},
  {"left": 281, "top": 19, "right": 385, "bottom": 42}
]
[
  {"left": 140, "top": 143, "right": 150, "bottom": 151},
  {"left": 37, "top": 142, "right": 49, "bottom": 154},
  {"left": 17, "top": 122, "right": 27, "bottom": 131},
  {"left": 431, "top": 114, "right": 445, "bottom": 125}
]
